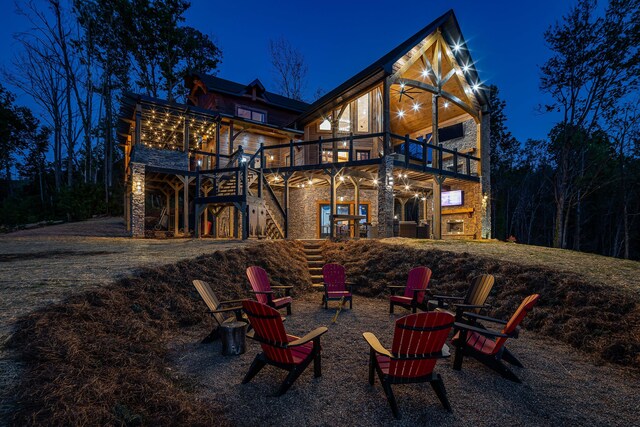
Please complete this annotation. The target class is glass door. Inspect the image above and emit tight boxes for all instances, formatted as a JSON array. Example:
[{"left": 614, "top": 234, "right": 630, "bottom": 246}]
[{"left": 319, "top": 204, "right": 350, "bottom": 238}]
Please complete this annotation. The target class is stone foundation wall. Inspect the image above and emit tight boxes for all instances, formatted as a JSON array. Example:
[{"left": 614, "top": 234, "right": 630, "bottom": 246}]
[
  {"left": 288, "top": 186, "right": 379, "bottom": 239},
  {"left": 131, "top": 145, "right": 188, "bottom": 170}
]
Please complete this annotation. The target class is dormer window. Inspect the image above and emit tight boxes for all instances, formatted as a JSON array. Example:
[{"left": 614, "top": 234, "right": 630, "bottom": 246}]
[{"left": 237, "top": 106, "right": 266, "bottom": 123}]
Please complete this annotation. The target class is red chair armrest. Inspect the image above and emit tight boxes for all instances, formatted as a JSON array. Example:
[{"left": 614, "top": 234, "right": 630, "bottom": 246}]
[
  {"left": 461, "top": 311, "right": 507, "bottom": 324},
  {"left": 289, "top": 327, "right": 328, "bottom": 347},
  {"left": 454, "top": 322, "right": 508, "bottom": 338}
]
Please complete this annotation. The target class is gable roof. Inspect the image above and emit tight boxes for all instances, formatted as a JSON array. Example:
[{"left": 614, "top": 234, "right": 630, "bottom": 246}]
[
  {"left": 295, "top": 9, "right": 488, "bottom": 125},
  {"left": 188, "top": 74, "right": 310, "bottom": 113}
]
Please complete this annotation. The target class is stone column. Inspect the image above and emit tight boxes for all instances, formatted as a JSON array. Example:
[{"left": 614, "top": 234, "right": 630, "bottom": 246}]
[
  {"left": 130, "top": 162, "right": 145, "bottom": 238},
  {"left": 480, "top": 111, "right": 492, "bottom": 239},
  {"left": 377, "top": 156, "right": 395, "bottom": 238}
]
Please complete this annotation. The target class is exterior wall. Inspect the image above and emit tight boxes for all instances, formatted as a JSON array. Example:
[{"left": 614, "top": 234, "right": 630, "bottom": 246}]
[
  {"left": 426, "top": 180, "right": 482, "bottom": 239},
  {"left": 288, "top": 186, "right": 379, "bottom": 239},
  {"left": 440, "top": 118, "right": 479, "bottom": 175},
  {"left": 131, "top": 145, "right": 188, "bottom": 170}
]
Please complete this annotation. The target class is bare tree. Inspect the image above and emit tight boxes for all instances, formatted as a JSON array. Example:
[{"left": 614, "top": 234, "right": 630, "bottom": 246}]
[{"left": 269, "top": 37, "right": 308, "bottom": 101}]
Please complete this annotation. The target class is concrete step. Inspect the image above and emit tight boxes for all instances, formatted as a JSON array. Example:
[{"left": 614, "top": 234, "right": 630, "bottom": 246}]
[
  {"left": 309, "top": 267, "right": 322, "bottom": 274},
  {"left": 304, "top": 248, "right": 322, "bottom": 254},
  {"left": 306, "top": 255, "right": 323, "bottom": 261},
  {"left": 311, "top": 275, "right": 323, "bottom": 283},
  {"left": 307, "top": 260, "right": 324, "bottom": 267}
]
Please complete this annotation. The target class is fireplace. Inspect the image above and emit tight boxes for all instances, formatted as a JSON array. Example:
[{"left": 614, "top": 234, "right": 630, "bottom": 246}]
[{"left": 446, "top": 219, "right": 464, "bottom": 234}]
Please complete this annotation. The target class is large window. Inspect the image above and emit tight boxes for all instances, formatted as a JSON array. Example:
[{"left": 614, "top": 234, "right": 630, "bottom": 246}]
[
  {"left": 237, "top": 106, "right": 266, "bottom": 123},
  {"left": 318, "top": 117, "right": 332, "bottom": 131},
  {"left": 338, "top": 104, "right": 351, "bottom": 132},
  {"left": 356, "top": 93, "right": 369, "bottom": 132},
  {"left": 322, "top": 149, "right": 349, "bottom": 163}
]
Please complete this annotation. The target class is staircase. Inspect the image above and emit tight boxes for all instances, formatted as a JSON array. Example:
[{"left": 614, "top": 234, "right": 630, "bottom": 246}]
[{"left": 301, "top": 240, "right": 325, "bottom": 288}]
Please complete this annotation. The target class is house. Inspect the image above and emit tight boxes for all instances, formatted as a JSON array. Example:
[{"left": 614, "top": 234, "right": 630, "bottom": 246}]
[{"left": 118, "top": 9, "right": 491, "bottom": 240}]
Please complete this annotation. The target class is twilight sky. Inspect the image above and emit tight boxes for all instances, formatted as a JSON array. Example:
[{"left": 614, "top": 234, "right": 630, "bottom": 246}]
[{"left": 0, "top": 0, "right": 574, "bottom": 143}]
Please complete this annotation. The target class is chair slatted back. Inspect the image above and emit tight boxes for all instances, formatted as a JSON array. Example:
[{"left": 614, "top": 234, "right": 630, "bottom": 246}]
[
  {"left": 404, "top": 267, "right": 432, "bottom": 303},
  {"left": 192, "top": 280, "right": 225, "bottom": 325},
  {"left": 246, "top": 266, "right": 272, "bottom": 305},
  {"left": 465, "top": 274, "right": 495, "bottom": 313},
  {"left": 388, "top": 312, "right": 453, "bottom": 378},
  {"left": 242, "top": 300, "right": 293, "bottom": 364},
  {"left": 322, "top": 263, "right": 346, "bottom": 292},
  {"left": 493, "top": 294, "right": 540, "bottom": 354}
]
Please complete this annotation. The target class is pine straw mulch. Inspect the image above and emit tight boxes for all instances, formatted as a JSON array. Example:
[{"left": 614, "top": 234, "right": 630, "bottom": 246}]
[
  {"left": 5, "top": 241, "right": 310, "bottom": 426},
  {"left": 321, "top": 240, "right": 640, "bottom": 370}
]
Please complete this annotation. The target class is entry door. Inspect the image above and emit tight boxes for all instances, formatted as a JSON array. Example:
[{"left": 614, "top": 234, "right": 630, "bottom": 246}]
[{"left": 319, "top": 204, "right": 350, "bottom": 238}]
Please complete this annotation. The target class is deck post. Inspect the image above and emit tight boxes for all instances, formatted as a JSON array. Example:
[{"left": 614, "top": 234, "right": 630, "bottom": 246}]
[
  {"left": 283, "top": 173, "right": 291, "bottom": 238},
  {"left": 215, "top": 117, "right": 221, "bottom": 169},
  {"left": 318, "top": 136, "right": 323, "bottom": 164},
  {"left": 433, "top": 175, "right": 445, "bottom": 239},
  {"left": 134, "top": 104, "right": 141, "bottom": 147},
  {"left": 289, "top": 139, "right": 294, "bottom": 166},
  {"left": 349, "top": 132, "right": 354, "bottom": 162},
  {"left": 432, "top": 94, "right": 440, "bottom": 147},
  {"left": 329, "top": 171, "right": 337, "bottom": 239},
  {"left": 183, "top": 115, "right": 189, "bottom": 153},
  {"left": 258, "top": 143, "right": 264, "bottom": 198},
  {"left": 183, "top": 175, "right": 189, "bottom": 235},
  {"left": 130, "top": 162, "right": 145, "bottom": 238},
  {"left": 229, "top": 121, "right": 234, "bottom": 156},
  {"left": 377, "top": 156, "right": 394, "bottom": 238},
  {"left": 404, "top": 134, "right": 410, "bottom": 168},
  {"left": 383, "top": 77, "right": 391, "bottom": 155},
  {"left": 173, "top": 183, "right": 180, "bottom": 234}
]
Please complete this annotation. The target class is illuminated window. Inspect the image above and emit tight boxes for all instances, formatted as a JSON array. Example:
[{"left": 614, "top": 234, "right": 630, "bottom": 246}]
[
  {"left": 319, "top": 118, "right": 331, "bottom": 131},
  {"left": 356, "top": 150, "right": 370, "bottom": 161},
  {"left": 237, "top": 106, "right": 266, "bottom": 123},
  {"left": 338, "top": 104, "right": 351, "bottom": 132},
  {"left": 357, "top": 93, "right": 369, "bottom": 132}
]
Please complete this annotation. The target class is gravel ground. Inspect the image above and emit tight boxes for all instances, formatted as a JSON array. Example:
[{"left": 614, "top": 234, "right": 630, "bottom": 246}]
[{"left": 171, "top": 292, "right": 639, "bottom": 426}]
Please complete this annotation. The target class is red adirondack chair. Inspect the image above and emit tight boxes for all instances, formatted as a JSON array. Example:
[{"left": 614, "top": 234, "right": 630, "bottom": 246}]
[
  {"left": 363, "top": 311, "right": 454, "bottom": 419},
  {"left": 246, "top": 266, "right": 293, "bottom": 315},
  {"left": 452, "top": 293, "right": 540, "bottom": 383},
  {"left": 388, "top": 266, "right": 432, "bottom": 313},
  {"left": 242, "top": 300, "right": 328, "bottom": 396},
  {"left": 322, "top": 263, "right": 353, "bottom": 309}
]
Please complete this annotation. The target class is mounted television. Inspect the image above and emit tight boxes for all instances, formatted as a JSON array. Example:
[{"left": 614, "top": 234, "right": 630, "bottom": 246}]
[{"left": 442, "top": 190, "right": 464, "bottom": 207}]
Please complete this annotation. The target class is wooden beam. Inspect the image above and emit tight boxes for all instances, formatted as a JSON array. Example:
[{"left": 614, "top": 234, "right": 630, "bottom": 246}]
[
  {"left": 389, "top": 33, "right": 438, "bottom": 82},
  {"left": 400, "top": 78, "right": 479, "bottom": 119}
]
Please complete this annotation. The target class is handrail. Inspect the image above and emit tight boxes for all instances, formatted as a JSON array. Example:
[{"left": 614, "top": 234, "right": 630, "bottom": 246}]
[
  {"left": 389, "top": 133, "right": 480, "bottom": 161},
  {"left": 262, "top": 175, "right": 285, "bottom": 218}
]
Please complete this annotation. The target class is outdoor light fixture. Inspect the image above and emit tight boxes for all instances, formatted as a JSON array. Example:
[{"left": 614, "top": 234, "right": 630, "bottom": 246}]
[
  {"left": 269, "top": 155, "right": 274, "bottom": 161},
  {"left": 412, "top": 102, "right": 421, "bottom": 112},
  {"left": 394, "top": 215, "right": 398, "bottom": 220},
  {"left": 405, "top": 185, "right": 410, "bottom": 191},
  {"left": 339, "top": 176, "right": 345, "bottom": 182},
  {"left": 452, "top": 43, "right": 461, "bottom": 52},
  {"left": 400, "top": 82, "right": 405, "bottom": 89},
  {"left": 462, "top": 63, "right": 470, "bottom": 72},
  {"left": 444, "top": 101, "right": 450, "bottom": 109},
  {"left": 135, "top": 181, "right": 142, "bottom": 194},
  {"left": 308, "top": 179, "right": 313, "bottom": 186},
  {"left": 414, "top": 193, "right": 420, "bottom": 198},
  {"left": 197, "top": 159, "right": 202, "bottom": 167},
  {"left": 421, "top": 69, "right": 429, "bottom": 77},
  {"left": 472, "top": 83, "right": 481, "bottom": 92},
  {"left": 339, "top": 196, "right": 344, "bottom": 202},
  {"left": 397, "top": 109, "right": 405, "bottom": 118},
  {"left": 421, "top": 196, "right": 427, "bottom": 201},
  {"left": 373, "top": 178, "right": 379, "bottom": 185},
  {"left": 386, "top": 176, "right": 394, "bottom": 189}
]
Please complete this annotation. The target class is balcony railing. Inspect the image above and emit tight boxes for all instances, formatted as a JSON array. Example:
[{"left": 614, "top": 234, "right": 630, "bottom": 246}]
[{"left": 164, "top": 131, "right": 480, "bottom": 179}]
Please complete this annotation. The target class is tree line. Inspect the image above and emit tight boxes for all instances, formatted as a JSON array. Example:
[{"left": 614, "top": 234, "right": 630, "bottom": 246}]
[
  {"left": 0, "top": 0, "right": 221, "bottom": 226},
  {"left": 490, "top": 0, "right": 640, "bottom": 259}
]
